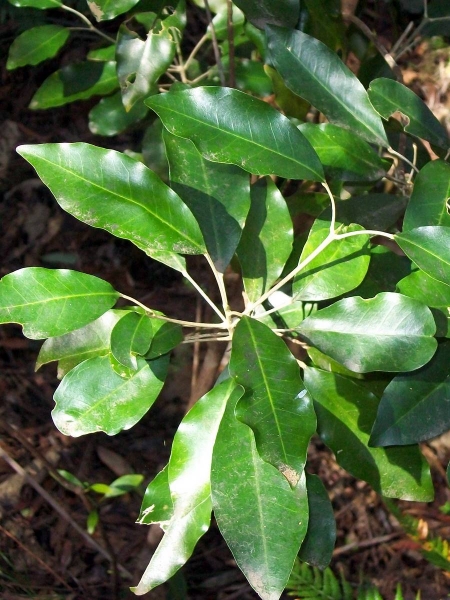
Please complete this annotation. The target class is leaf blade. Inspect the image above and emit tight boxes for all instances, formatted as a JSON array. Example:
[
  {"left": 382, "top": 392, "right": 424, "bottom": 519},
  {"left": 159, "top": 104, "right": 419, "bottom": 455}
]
[
  {"left": 395, "top": 226, "right": 450, "bottom": 286},
  {"left": 7, "top": 25, "right": 70, "bottom": 69}
]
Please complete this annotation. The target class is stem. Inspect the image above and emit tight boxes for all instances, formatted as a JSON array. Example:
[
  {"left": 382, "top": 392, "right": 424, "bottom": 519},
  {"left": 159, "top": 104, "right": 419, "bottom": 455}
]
[
  {"left": 204, "top": 254, "right": 232, "bottom": 328},
  {"left": 334, "top": 229, "right": 395, "bottom": 241},
  {"left": 119, "top": 293, "right": 227, "bottom": 329},
  {"left": 184, "top": 33, "right": 209, "bottom": 72},
  {"left": 323, "top": 181, "right": 337, "bottom": 234},
  {"left": 388, "top": 146, "right": 420, "bottom": 173},
  {"left": 61, "top": 4, "right": 116, "bottom": 43},
  {"left": 204, "top": 0, "right": 226, "bottom": 86},
  {"left": 183, "top": 270, "right": 227, "bottom": 322}
]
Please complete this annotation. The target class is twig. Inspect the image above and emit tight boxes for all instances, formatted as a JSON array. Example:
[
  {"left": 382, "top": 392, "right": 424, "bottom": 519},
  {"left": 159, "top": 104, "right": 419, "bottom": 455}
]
[
  {"left": 60, "top": 4, "right": 115, "bottom": 43},
  {"left": 204, "top": 0, "right": 226, "bottom": 86},
  {"left": 0, "top": 445, "right": 132, "bottom": 579},
  {"left": 333, "top": 532, "right": 402, "bottom": 557}
]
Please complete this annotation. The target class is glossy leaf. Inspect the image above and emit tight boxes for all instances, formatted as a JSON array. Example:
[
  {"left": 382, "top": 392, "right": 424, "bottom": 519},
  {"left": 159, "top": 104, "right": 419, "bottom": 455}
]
[
  {"left": 17, "top": 143, "right": 206, "bottom": 267},
  {"left": 145, "top": 319, "right": 183, "bottom": 359},
  {"left": 36, "top": 309, "right": 123, "bottom": 377},
  {"left": 299, "top": 474, "right": 336, "bottom": 569},
  {"left": 211, "top": 386, "right": 308, "bottom": 600},
  {"left": 370, "top": 341, "right": 450, "bottom": 446},
  {"left": 368, "top": 78, "right": 450, "bottom": 150},
  {"left": 29, "top": 61, "right": 118, "bottom": 110},
  {"left": 236, "top": 178, "right": 293, "bottom": 302},
  {"left": 110, "top": 311, "right": 153, "bottom": 370},
  {"left": 403, "top": 160, "right": 450, "bottom": 230},
  {"left": 266, "top": 27, "right": 388, "bottom": 147},
  {"left": 7, "top": 25, "right": 70, "bottom": 70},
  {"left": 335, "top": 193, "right": 408, "bottom": 232},
  {"left": 133, "top": 380, "right": 242, "bottom": 594},
  {"left": 232, "top": 0, "right": 299, "bottom": 29},
  {"left": 397, "top": 269, "right": 450, "bottom": 308},
  {"left": 230, "top": 317, "right": 316, "bottom": 485},
  {"left": 0, "top": 268, "right": 118, "bottom": 340},
  {"left": 293, "top": 218, "right": 370, "bottom": 301},
  {"left": 298, "top": 293, "right": 437, "bottom": 373},
  {"left": 7, "top": 0, "right": 61, "bottom": 7},
  {"left": 89, "top": 92, "right": 148, "bottom": 136},
  {"left": 52, "top": 354, "right": 169, "bottom": 436},
  {"left": 299, "top": 123, "right": 386, "bottom": 181},
  {"left": 137, "top": 465, "right": 173, "bottom": 526},
  {"left": 164, "top": 131, "right": 250, "bottom": 272},
  {"left": 304, "top": 367, "right": 434, "bottom": 501},
  {"left": 146, "top": 87, "right": 324, "bottom": 182},
  {"left": 117, "top": 23, "right": 176, "bottom": 111},
  {"left": 87, "top": 0, "right": 140, "bottom": 21},
  {"left": 395, "top": 226, "right": 450, "bottom": 286}
]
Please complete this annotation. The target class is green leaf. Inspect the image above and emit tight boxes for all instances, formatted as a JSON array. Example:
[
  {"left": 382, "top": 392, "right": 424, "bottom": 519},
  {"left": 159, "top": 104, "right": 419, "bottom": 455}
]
[
  {"left": 403, "top": 160, "right": 450, "bottom": 230},
  {"left": 117, "top": 23, "right": 176, "bottom": 111},
  {"left": 334, "top": 193, "right": 408, "bottom": 232},
  {"left": 293, "top": 218, "right": 370, "bottom": 301},
  {"left": 303, "top": 0, "right": 346, "bottom": 51},
  {"left": 17, "top": 143, "right": 206, "bottom": 267},
  {"left": 395, "top": 226, "right": 450, "bottom": 286},
  {"left": 132, "top": 380, "right": 242, "bottom": 594},
  {"left": 87, "top": 45, "right": 116, "bottom": 61},
  {"left": 137, "top": 465, "right": 173, "bottom": 526},
  {"left": 89, "top": 92, "right": 148, "bottom": 136},
  {"left": 370, "top": 341, "right": 450, "bottom": 446},
  {"left": 145, "top": 319, "right": 183, "bottom": 359},
  {"left": 354, "top": 245, "right": 411, "bottom": 299},
  {"left": 397, "top": 269, "right": 450, "bottom": 308},
  {"left": 368, "top": 78, "right": 450, "bottom": 150},
  {"left": 36, "top": 309, "right": 124, "bottom": 376},
  {"left": 304, "top": 367, "right": 434, "bottom": 501},
  {"left": 232, "top": 0, "right": 299, "bottom": 29},
  {"left": 7, "top": 0, "right": 61, "bottom": 7},
  {"left": 298, "top": 292, "right": 437, "bottom": 373},
  {"left": 264, "top": 64, "right": 310, "bottom": 120},
  {"left": 7, "top": 25, "right": 70, "bottom": 70},
  {"left": 164, "top": 131, "right": 250, "bottom": 272},
  {"left": 299, "top": 473, "right": 336, "bottom": 569},
  {"left": 211, "top": 387, "right": 308, "bottom": 600},
  {"left": 0, "top": 268, "right": 118, "bottom": 340},
  {"left": 146, "top": 87, "right": 324, "bottom": 182},
  {"left": 87, "top": 0, "right": 140, "bottom": 21},
  {"left": 230, "top": 317, "right": 316, "bottom": 485},
  {"left": 110, "top": 311, "right": 153, "bottom": 370},
  {"left": 266, "top": 27, "right": 388, "bottom": 147},
  {"left": 29, "top": 61, "right": 118, "bottom": 110},
  {"left": 52, "top": 354, "right": 169, "bottom": 436},
  {"left": 104, "top": 474, "right": 144, "bottom": 497},
  {"left": 298, "top": 123, "right": 386, "bottom": 181},
  {"left": 236, "top": 177, "right": 293, "bottom": 302}
]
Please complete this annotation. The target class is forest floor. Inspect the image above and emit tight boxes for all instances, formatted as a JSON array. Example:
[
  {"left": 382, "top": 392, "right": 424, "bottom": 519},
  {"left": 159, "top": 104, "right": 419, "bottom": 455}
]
[{"left": 1, "top": 4, "right": 450, "bottom": 600}]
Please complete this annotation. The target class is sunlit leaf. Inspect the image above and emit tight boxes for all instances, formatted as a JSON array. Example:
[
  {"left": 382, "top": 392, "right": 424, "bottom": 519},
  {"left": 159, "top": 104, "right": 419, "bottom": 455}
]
[
  {"left": 397, "top": 269, "right": 450, "bottom": 308},
  {"left": 0, "top": 268, "right": 118, "bottom": 340},
  {"left": 87, "top": 0, "right": 140, "bottom": 21},
  {"left": 52, "top": 354, "right": 169, "bottom": 436},
  {"left": 7, "top": 25, "right": 70, "bottom": 70},
  {"left": 304, "top": 367, "right": 434, "bottom": 501},
  {"left": 110, "top": 311, "right": 153, "bottom": 370},
  {"left": 7, "top": 0, "right": 61, "bottom": 7},
  {"left": 403, "top": 160, "right": 450, "bottom": 230},
  {"left": 146, "top": 87, "right": 324, "bottom": 181},
  {"left": 396, "top": 226, "right": 450, "bottom": 286},
  {"left": 298, "top": 292, "right": 437, "bottom": 373}
]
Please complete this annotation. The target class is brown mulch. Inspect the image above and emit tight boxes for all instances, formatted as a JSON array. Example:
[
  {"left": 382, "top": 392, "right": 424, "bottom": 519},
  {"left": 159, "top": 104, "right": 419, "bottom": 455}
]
[{"left": 1, "top": 5, "right": 450, "bottom": 600}]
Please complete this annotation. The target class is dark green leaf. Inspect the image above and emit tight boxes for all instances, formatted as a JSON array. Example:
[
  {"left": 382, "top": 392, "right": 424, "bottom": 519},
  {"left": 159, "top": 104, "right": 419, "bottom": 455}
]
[
  {"left": 207, "top": 5, "right": 245, "bottom": 39},
  {"left": 234, "top": 59, "right": 273, "bottom": 97},
  {"left": 137, "top": 465, "right": 173, "bottom": 525},
  {"left": 299, "top": 473, "right": 336, "bottom": 569},
  {"left": 36, "top": 309, "right": 124, "bottom": 376},
  {"left": 87, "top": 0, "right": 140, "bottom": 20},
  {"left": 307, "top": 346, "right": 364, "bottom": 379},
  {"left": 354, "top": 245, "right": 411, "bottom": 299},
  {"left": 304, "top": 367, "right": 434, "bottom": 501},
  {"left": 52, "top": 354, "right": 169, "bottom": 436},
  {"left": 133, "top": 380, "right": 242, "bottom": 594},
  {"left": 146, "top": 319, "right": 183, "bottom": 359},
  {"left": 211, "top": 387, "right": 308, "bottom": 600},
  {"left": 293, "top": 218, "right": 370, "bottom": 301},
  {"left": 370, "top": 341, "right": 450, "bottom": 446},
  {"left": 0, "top": 268, "right": 118, "bottom": 340},
  {"left": 7, "top": 25, "right": 70, "bottom": 70},
  {"left": 298, "top": 292, "right": 437, "bottom": 373},
  {"left": 403, "top": 160, "right": 450, "bottom": 230},
  {"left": 7, "top": 0, "right": 61, "bottom": 7},
  {"left": 117, "top": 23, "right": 176, "bottom": 111},
  {"left": 335, "top": 193, "right": 408, "bottom": 231},
  {"left": 236, "top": 177, "right": 293, "bottom": 302},
  {"left": 110, "top": 311, "right": 153, "bottom": 370},
  {"left": 230, "top": 317, "right": 316, "bottom": 485},
  {"left": 395, "top": 226, "right": 450, "bottom": 286},
  {"left": 299, "top": 123, "right": 386, "bottom": 181},
  {"left": 232, "top": 0, "right": 299, "bottom": 29},
  {"left": 89, "top": 92, "right": 148, "bottom": 136},
  {"left": 264, "top": 64, "right": 310, "bottom": 120},
  {"left": 142, "top": 118, "right": 169, "bottom": 181},
  {"left": 397, "top": 269, "right": 450, "bottom": 308},
  {"left": 266, "top": 27, "right": 388, "bottom": 147},
  {"left": 29, "top": 61, "right": 118, "bottom": 110},
  {"left": 303, "top": 0, "right": 346, "bottom": 51},
  {"left": 164, "top": 131, "right": 250, "bottom": 272},
  {"left": 17, "top": 143, "right": 206, "bottom": 267},
  {"left": 146, "top": 87, "right": 324, "bottom": 182},
  {"left": 368, "top": 78, "right": 449, "bottom": 150}
]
